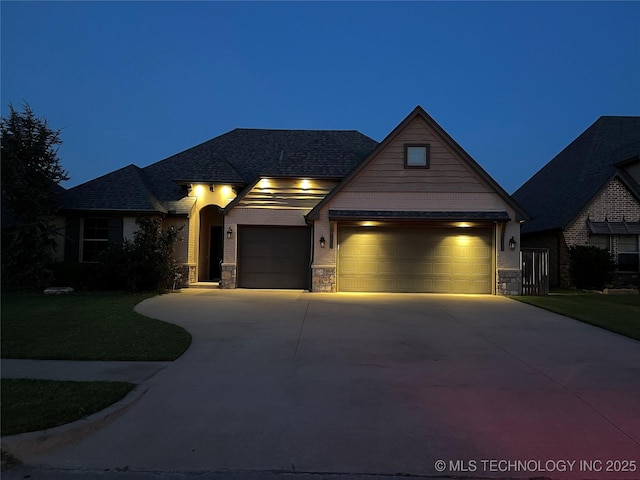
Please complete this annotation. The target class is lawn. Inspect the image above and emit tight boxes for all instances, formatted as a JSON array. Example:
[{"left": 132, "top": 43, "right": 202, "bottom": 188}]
[
  {"left": 1, "top": 291, "right": 191, "bottom": 360},
  {"left": 1, "top": 378, "right": 134, "bottom": 436},
  {"left": 512, "top": 292, "right": 640, "bottom": 341}
]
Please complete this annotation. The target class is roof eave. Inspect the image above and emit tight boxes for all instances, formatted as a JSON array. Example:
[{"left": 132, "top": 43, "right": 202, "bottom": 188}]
[{"left": 58, "top": 208, "right": 168, "bottom": 215}]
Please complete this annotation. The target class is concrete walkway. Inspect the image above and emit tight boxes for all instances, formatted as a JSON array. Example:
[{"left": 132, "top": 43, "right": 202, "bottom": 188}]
[{"left": 3, "top": 290, "right": 640, "bottom": 480}]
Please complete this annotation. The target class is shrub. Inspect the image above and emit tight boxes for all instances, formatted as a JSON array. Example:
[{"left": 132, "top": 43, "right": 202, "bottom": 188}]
[
  {"left": 99, "top": 217, "right": 183, "bottom": 292},
  {"left": 568, "top": 245, "right": 616, "bottom": 290},
  {"left": 50, "top": 262, "right": 99, "bottom": 290}
]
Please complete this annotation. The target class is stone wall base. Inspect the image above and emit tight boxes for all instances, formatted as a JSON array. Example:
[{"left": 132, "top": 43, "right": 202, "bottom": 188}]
[
  {"left": 176, "top": 264, "right": 196, "bottom": 288},
  {"left": 312, "top": 266, "right": 336, "bottom": 292},
  {"left": 220, "top": 263, "right": 237, "bottom": 289},
  {"left": 497, "top": 269, "right": 522, "bottom": 296}
]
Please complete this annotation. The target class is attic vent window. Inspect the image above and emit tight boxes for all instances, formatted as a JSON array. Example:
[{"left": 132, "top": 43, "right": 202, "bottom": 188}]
[{"left": 405, "top": 144, "right": 430, "bottom": 168}]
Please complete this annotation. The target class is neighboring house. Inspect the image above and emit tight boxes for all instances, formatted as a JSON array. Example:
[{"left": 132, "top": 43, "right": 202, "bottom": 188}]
[
  {"left": 512, "top": 116, "right": 640, "bottom": 288},
  {"left": 57, "top": 106, "right": 527, "bottom": 294}
]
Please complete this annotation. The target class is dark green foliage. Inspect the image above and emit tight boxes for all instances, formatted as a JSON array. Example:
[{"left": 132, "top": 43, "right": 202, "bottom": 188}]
[
  {"left": 99, "top": 216, "right": 184, "bottom": 292},
  {"left": 512, "top": 293, "right": 640, "bottom": 341},
  {"left": 1, "top": 291, "right": 191, "bottom": 360},
  {"left": 1, "top": 379, "right": 134, "bottom": 436},
  {"left": 569, "top": 245, "right": 616, "bottom": 290},
  {"left": 50, "top": 262, "right": 100, "bottom": 290},
  {"left": 1, "top": 103, "right": 68, "bottom": 287}
]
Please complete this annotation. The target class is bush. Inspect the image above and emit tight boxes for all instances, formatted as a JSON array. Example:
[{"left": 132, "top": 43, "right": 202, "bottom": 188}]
[
  {"left": 569, "top": 245, "right": 616, "bottom": 290},
  {"left": 99, "top": 217, "right": 184, "bottom": 293},
  {"left": 50, "top": 262, "right": 99, "bottom": 290}
]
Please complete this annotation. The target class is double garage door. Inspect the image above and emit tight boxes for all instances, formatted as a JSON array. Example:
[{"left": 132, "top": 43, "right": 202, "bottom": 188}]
[
  {"left": 338, "top": 226, "right": 493, "bottom": 294},
  {"left": 236, "top": 225, "right": 493, "bottom": 293}
]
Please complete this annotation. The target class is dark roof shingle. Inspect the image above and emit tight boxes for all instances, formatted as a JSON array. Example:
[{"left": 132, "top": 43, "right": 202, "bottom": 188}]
[
  {"left": 59, "top": 164, "right": 166, "bottom": 213},
  {"left": 512, "top": 116, "right": 640, "bottom": 234},
  {"left": 60, "top": 129, "right": 378, "bottom": 214}
]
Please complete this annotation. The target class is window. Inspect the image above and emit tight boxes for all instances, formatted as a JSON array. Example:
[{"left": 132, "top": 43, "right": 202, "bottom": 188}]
[
  {"left": 404, "top": 144, "right": 430, "bottom": 168},
  {"left": 82, "top": 217, "right": 109, "bottom": 262},
  {"left": 618, "top": 235, "right": 639, "bottom": 272},
  {"left": 589, "top": 235, "right": 610, "bottom": 251}
]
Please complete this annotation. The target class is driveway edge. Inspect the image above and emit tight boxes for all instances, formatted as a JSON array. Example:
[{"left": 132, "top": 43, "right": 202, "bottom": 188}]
[{"left": 1, "top": 384, "right": 149, "bottom": 462}]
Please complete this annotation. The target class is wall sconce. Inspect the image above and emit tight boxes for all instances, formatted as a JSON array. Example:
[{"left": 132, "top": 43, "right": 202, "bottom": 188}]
[
  {"left": 226, "top": 227, "right": 233, "bottom": 239},
  {"left": 319, "top": 236, "right": 326, "bottom": 248},
  {"left": 186, "top": 184, "right": 193, "bottom": 194},
  {"left": 209, "top": 184, "right": 215, "bottom": 192},
  {"left": 509, "top": 236, "right": 517, "bottom": 251}
]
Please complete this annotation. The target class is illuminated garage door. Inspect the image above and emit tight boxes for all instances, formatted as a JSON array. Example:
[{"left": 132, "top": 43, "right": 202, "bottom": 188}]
[
  {"left": 338, "top": 226, "right": 493, "bottom": 293},
  {"left": 237, "top": 226, "right": 311, "bottom": 289}
]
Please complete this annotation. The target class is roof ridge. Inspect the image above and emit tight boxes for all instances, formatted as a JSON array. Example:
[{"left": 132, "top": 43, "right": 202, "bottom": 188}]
[
  {"left": 231, "top": 127, "right": 365, "bottom": 133},
  {"left": 65, "top": 163, "right": 141, "bottom": 190},
  {"left": 128, "top": 164, "right": 166, "bottom": 213}
]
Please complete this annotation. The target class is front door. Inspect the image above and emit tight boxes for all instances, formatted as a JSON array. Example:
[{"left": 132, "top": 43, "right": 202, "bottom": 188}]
[{"left": 209, "top": 226, "right": 222, "bottom": 280}]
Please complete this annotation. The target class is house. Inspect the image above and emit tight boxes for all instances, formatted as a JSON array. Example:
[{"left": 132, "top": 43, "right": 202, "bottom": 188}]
[
  {"left": 512, "top": 116, "right": 640, "bottom": 288},
  {"left": 56, "top": 106, "right": 527, "bottom": 294}
]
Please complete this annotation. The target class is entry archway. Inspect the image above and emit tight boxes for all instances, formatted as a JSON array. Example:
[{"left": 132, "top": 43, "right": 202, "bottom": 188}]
[{"left": 198, "top": 205, "right": 224, "bottom": 281}]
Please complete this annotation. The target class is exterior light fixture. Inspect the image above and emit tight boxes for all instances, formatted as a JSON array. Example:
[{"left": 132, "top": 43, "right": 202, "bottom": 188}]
[
  {"left": 209, "top": 184, "right": 215, "bottom": 192},
  {"left": 509, "top": 236, "right": 517, "bottom": 250},
  {"left": 227, "top": 227, "right": 233, "bottom": 239},
  {"left": 319, "top": 236, "right": 326, "bottom": 248}
]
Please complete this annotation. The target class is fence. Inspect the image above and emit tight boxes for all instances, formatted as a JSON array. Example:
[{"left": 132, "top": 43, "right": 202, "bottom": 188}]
[{"left": 521, "top": 248, "right": 549, "bottom": 295}]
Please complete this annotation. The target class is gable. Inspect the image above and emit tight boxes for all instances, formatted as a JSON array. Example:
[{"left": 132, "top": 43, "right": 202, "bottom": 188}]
[
  {"left": 337, "top": 116, "right": 492, "bottom": 194},
  {"left": 306, "top": 106, "right": 526, "bottom": 221},
  {"left": 564, "top": 176, "right": 640, "bottom": 245},
  {"left": 514, "top": 116, "right": 640, "bottom": 234}
]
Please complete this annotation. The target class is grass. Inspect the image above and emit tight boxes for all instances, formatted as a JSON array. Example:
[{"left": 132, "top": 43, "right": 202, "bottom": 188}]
[
  {"left": 1, "top": 378, "right": 134, "bottom": 436},
  {"left": 512, "top": 291, "right": 640, "bottom": 340},
  {"left": 1, "top": 291, "right": 191, "bottom": 360}
]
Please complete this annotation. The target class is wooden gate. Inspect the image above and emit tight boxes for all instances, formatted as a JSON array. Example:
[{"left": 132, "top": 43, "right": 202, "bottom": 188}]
[{"left": 521, "top": 248, "right": 549, "bottom": 295}]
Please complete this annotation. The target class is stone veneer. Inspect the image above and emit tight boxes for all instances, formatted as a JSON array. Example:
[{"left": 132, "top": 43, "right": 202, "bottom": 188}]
[
  {"left": 312, "top": 266, "right": 336, "bottom": 292},
  {"left": 177, "top": 264, "right": 196, "bottom": 288},
  {"left": 220, "top": 263, "right": 237, "bottom": 289},
  {"left": 497, "top": 269, "right": 522, "bottom": 295}
]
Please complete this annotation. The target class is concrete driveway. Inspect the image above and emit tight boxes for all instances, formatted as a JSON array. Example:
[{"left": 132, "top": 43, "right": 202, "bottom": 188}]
[{"left": 13, "top": 290, "right": 640, "bottom": 479}]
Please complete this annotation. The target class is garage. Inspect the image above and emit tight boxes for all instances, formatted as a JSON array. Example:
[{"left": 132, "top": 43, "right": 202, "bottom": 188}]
[
  {"left": 237, "top": 226, "right": 311, "bottom": 289},
  {"left": 338, "top": 225, "right": 493, "bottom": 293}
]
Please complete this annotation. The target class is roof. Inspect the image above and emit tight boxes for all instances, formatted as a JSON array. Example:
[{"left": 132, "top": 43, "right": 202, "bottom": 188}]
[
  {"left": 307, "top": 106, "right": 529, "bottom": 222},
  {"left": 59, "top": 129, "right": 377, "bottom": 214},
  {"left": 512, "top": 116, "right": 640, "bottom": 234},
  {"left": 59, "top": 164, "right": 170, "bottom": 214}
]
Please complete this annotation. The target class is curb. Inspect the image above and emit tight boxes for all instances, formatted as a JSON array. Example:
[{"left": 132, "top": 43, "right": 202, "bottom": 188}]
[{"left": 1, "top": 383, "right": 149, "bottom": 461}]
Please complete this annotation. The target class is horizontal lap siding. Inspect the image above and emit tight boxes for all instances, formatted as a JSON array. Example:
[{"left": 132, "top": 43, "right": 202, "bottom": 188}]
[
  {"left": 345, "top": 117, "right": 491, "bottom": 193},
  {"left": 330, "top": 191, "right": 506, "bottom": 211},
  {"left": 236, "top": 179, "right": 339, "bottom": 209}
]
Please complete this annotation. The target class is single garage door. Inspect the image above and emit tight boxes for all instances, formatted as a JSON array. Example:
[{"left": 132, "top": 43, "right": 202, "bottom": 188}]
[
  {"left": 338, "top": 226, "right": 493, "bottom": 293},
  {"left": 237, "top": 226, "right": 311, "bottom": 289}
]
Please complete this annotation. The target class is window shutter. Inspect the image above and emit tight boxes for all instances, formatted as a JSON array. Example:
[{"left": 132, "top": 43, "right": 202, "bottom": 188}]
[
  {"left": 64, "top": 216, "right": 80, "bottom": 262},
  {"left": 108, "top": 217, "right": 124, "bottom": 246}
]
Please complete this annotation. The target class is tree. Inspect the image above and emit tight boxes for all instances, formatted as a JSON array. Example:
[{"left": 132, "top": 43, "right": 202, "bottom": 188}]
[{"left": 1, "top": 103, "right": 69, "bottom": 287}]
